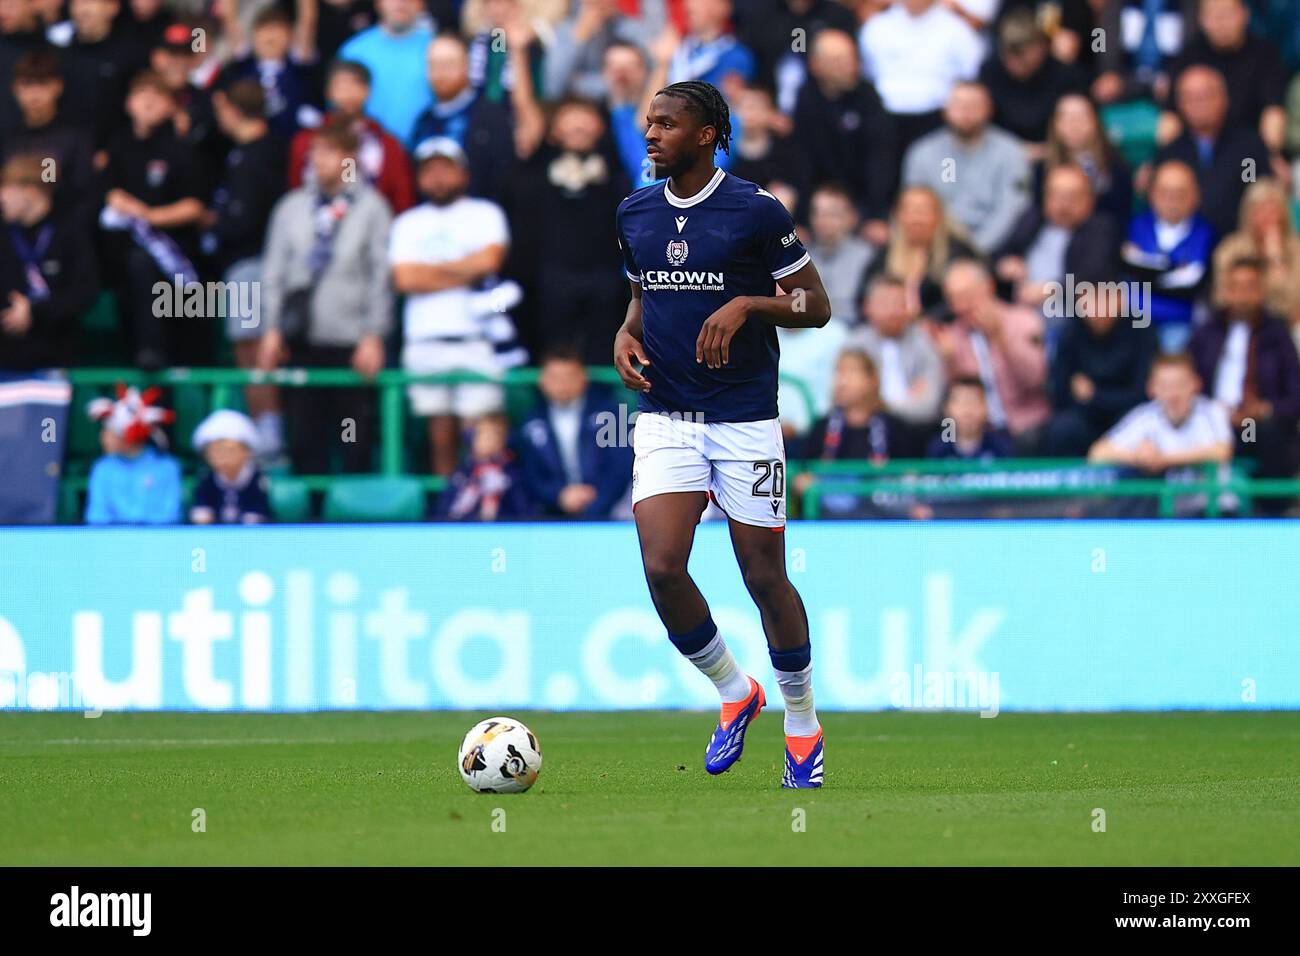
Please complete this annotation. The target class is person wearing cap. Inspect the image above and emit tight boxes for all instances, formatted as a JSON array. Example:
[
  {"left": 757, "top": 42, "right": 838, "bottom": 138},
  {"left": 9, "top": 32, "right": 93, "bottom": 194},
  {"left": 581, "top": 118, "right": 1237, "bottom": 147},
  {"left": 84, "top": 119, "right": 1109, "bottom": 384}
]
[
  {"left": 0, "top": 153, "right": 100, "bottom": 370},
  {"left": 84, "top": 384, "right": 183, "bottom": 525},
  {"left": 391, "top": 135, "right": 511, "bottom": 476},
  {"left": 258, "top": 121, "right": 393, "bottom": 475},
  {"left": 190, "top": 409, "right": 273, "bottom": 524}
]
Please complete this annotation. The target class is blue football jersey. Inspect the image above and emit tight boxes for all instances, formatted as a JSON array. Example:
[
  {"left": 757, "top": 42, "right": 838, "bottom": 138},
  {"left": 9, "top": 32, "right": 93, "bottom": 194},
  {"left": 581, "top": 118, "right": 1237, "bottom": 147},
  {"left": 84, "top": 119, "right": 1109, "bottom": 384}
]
[{"left": 616, "top": 169, "right": 810, "bottom": 423}]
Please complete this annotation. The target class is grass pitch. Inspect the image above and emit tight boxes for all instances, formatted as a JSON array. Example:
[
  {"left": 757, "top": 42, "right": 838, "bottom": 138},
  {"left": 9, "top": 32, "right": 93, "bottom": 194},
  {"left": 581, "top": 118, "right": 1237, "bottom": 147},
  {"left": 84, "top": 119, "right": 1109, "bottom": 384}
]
[{"left": 1, "top": 710, "right": 1296, "bottom": 866}]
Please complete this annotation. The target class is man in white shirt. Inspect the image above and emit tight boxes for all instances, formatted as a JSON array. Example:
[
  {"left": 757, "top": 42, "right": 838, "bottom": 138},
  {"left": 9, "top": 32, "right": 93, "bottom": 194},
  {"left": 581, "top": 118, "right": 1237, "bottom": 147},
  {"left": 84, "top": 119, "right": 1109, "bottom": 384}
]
[
  {"left": 390, "top": 137, "right": 511, "bottom": 475},
  {"left": 1089, "top": 352, "right": 1232, "bottom": 478},
  {"left": 859, "top": 0, "right": 984, "bottom": 155}
]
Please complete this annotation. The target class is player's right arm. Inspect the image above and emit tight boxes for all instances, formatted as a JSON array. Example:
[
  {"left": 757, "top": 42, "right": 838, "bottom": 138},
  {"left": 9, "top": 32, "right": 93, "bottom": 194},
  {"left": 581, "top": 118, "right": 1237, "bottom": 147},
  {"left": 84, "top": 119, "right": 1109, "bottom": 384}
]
[{"left": 613, "top": 281, "right": 651, "bottom": 392}]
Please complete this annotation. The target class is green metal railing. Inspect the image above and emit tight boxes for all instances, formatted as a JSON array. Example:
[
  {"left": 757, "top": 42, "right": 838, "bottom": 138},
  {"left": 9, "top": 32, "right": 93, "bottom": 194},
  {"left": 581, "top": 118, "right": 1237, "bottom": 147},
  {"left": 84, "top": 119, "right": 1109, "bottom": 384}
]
[{"left": 796, "top": 459, "right": 1300, "bottom": 519}]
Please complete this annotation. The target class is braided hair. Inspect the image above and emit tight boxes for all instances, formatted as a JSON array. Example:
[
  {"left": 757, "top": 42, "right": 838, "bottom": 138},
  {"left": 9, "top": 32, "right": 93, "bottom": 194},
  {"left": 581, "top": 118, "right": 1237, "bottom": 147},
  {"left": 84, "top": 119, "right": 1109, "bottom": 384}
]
[{"left": 655, "top": 81, "right": 732, "bottom": 155}]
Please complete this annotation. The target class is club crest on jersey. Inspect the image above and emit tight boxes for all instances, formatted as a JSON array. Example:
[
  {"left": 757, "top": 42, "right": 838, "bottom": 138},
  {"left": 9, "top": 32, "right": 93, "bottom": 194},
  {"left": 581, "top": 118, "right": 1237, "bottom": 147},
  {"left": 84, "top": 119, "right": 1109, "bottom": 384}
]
[{"left": 665, "top": 239, "right": 689, "bottom": 266}]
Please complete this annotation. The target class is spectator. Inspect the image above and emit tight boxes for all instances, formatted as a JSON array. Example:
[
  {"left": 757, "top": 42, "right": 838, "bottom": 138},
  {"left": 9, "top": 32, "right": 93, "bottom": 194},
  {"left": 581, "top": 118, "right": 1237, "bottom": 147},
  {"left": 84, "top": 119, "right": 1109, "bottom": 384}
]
[
  {"left": 408, "top": 31, "right": 523, "bottom": 202},
  {"left": 668, "top": 0, "right": 756, "bottom": 99},
  {"left": 1044, "top": 279, "right": 1157, "bottom": 455},
  {"left": 463, "top": 0, "right": 549, "bottom": 106},
  {"left": 288, "top": 59, "right": 416, "bottom": 214},
  {"left": 3, "top": 51, "right": 97, "bottom": 224},
  {"left": 858, "top": 0, "right": 983, "bottom": 157},
  {"left": 864, "top": 185, "right": 979, "bottom": 317},
  {"left": 316, "top": 0, "right": 380, "bottom": 63},
  {"left": 219, "top": 0, "right": 324, "bottom": 141},
  {"left": 902, "top": 81, "right": 1032, "bottom": 256},
  {"left": 148, "top": 21, "right": 224, "bottom": 169},
  {"left": 204, "top": 78, "right": 289, "bottom": 460},
  {"left": 544, "top": 0, "right": 650, "bottom": 101},
  {"left": 805, "top": 182, "right": 873, "bottom": 325},
  {"left": 1088, "top": 352, "right": 1232, "bottom": 482},
  {"left": 1092, "top": 0, "right": 1197, "bottom": 106},
  {"left": 936, "top": 258, "right": 1050, "bottom": 448},
  {"left": 792, "top": 28, "right": 896, "bottom": 236},
  {"left": 49, "top": 0, "right": 150, "bottom": 146},
  {"left": 603, "top": 38, "right": 663, "bottom": 188},
  {"left": 1121, "top": 159, "right": 1214, "bottom": 354},
  {"left": 121, "top": 0, "right": 173, "bottom": 51},
  {"left": 925, "top": 376, "right": 1013, "bottom": 460},
  {"left": 0, "top": 154, "right": 99, "bottom": 370},
  {"left": 506, "top": 97, "right": 629, "bottom": 365},
  {"left": 846, "top": 273, "right": 946, "bottom": 426},
  {"left": 84, "top": 384, "right": 182, "bottom": 525},
  {"left": 439, "top": 412, "right": 534, "bottom": 520},
  {"left": 189, "top": 408, "right": 273, "bottom": 524},
  {"left": 996, "top": 164, "right": 1120, "bottom": 317},
  {"left": 1190, "top": 256, "right": 1300, "bottom": 503},
  {"left": 1038, "top": 93, "right": 1133, "bottom": 225},
  {"left": 792, "top": 349, "right": 920, "bottom": 512},
  {"left": 517, "top": 348, "right": 632, "bottom": 518},
  {"left": 338, "top": 0, "right": 434, "bottom": 143},
  {"left": 258, "top": 122, "right": 393, "bottom": 474},
  {"left": 1153, "top": 65, "right": 1272, "bottom": 237},
  {"left": 100, "top": 70, "right": 210, "bottom": 370},
  {"left": 780, "top": 184, "right": 856, "bottom": 435},
  {"left": 728, "top": 83, "right": 809, "bottom": 213},
  {"left": 977, "top": 7, "right": 1085, "bottom": 150},
  {"left": 1164, "top": 0, "right": 1288, "bottom": 156},
  {"left": 737, "top": 0, "right": 856, "bottom": 114},
  {"left": 390, "top": 136, "right": 510, "bottom": 476},
  {"left": 1211, "top": 179, "right": 1300, "bottom": 347}
]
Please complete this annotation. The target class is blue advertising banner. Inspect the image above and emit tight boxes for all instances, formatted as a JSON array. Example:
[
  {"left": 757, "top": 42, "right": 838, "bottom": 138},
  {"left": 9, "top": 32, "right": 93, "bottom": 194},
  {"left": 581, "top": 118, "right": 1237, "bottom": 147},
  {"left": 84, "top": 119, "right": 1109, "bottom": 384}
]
[{"left": 1, "top": 522, "right": 1296, "bottom": 713}]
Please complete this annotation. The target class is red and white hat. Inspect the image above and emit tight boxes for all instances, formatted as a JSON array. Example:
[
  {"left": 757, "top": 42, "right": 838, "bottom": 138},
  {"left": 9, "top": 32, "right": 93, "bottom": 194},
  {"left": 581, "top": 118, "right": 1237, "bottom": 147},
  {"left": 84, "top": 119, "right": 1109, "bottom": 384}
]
[{"left": 87, "top": 384, "right": 175, "bottom": 448}]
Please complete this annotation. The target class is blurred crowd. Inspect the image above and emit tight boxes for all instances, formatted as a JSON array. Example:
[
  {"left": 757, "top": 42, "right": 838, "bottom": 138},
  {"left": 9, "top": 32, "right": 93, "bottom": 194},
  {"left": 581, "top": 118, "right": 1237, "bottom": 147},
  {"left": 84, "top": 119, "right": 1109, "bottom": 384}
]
[{"left": 4, "top": 0, "right": 1300, "bottom": 521}]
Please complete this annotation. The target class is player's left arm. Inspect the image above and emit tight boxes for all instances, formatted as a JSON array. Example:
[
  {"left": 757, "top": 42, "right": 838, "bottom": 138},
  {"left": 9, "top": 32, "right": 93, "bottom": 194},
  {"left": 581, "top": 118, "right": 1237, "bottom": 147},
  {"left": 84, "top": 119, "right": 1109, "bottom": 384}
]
[{"left": 695, "top": 261, "right": 831, "bottom": 368}]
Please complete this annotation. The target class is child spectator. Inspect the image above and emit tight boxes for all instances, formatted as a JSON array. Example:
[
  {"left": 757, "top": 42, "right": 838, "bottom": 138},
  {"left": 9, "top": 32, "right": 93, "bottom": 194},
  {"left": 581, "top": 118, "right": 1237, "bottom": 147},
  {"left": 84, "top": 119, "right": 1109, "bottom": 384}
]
[
  {"left": 517, "top": 348, "right": 631, "bottom": 518},
  {"left": 1088, "top": 352, "right": 1232, "bottom": 477},
  {"left": 926, "top": 376, "right": 1013, "bottom": 461},
  {"left": 793, "top": 349, "right": 920, "bottom": 509},
  {"left": 84, "top": 384, "right": 182, "bottom": 525},
  {"left": 189, "top": 409, "right": 272, "bottom": 524},
  {"left": 440, "top": 412, "right": 532, "bottom": 520}
]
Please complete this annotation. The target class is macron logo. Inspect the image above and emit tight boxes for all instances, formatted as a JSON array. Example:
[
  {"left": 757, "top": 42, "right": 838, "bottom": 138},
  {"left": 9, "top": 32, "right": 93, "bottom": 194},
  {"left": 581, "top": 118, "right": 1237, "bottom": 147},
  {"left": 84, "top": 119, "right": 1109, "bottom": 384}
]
[
  {"left": 675, "top": 216, "right": 688, "bottom": 233},
  {"left": 50, "top": 886, "right": 152, "bottom": 936}
]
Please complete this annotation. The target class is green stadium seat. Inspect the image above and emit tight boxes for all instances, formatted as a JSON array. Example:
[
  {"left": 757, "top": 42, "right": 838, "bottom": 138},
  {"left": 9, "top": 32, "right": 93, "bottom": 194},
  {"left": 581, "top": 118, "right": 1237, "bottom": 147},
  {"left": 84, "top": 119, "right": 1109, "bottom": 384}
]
[
  {"left": 1100, "top": 99, "right": 1161, "bottom": 171},
  {"left": 322, "top": 475, "right": 425, "bottom": 522},
  {"left": 269, "top": 476, "right": 312, "bottom": 523}
]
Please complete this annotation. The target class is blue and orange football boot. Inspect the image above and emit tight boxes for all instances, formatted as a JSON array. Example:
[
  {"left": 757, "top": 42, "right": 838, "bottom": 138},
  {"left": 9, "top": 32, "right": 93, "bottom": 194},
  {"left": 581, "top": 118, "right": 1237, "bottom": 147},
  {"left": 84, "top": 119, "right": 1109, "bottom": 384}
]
[
  {"left": 782, "top": 729, "right": 824, "bottom": 788},
  {"left": 704, "top": 677, "right": 766, "bottom": 775}
]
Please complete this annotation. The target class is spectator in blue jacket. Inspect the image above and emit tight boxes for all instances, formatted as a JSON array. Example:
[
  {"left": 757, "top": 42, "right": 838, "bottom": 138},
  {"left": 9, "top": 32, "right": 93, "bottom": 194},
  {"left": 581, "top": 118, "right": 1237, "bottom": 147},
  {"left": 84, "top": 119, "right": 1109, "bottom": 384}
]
[
  {"left": 84, "top": 385, "right": 182, "bottom": 525},
  {"left": 1121, "top": 160, "right": 1216, "bottom": 354},
  {"left": 518, "top": 349, "right": 632, "bottom": 519}
]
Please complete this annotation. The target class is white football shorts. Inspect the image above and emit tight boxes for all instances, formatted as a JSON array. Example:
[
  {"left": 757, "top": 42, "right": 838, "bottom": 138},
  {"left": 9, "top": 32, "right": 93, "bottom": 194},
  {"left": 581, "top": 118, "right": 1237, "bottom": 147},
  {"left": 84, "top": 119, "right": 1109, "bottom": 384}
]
[{"left": 631, "top": 411, "right": 787, "bottom": 529}]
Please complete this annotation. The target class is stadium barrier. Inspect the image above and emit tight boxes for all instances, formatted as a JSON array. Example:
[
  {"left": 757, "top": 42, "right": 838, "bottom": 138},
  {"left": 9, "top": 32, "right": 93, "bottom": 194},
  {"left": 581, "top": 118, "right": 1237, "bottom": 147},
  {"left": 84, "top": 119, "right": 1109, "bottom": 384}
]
[
  {"left": 52, "top": 367, "right": 1300, "bottom": 520},
  {"left": 2, "top": 521, "right": 1297, "bottom": 712}
]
